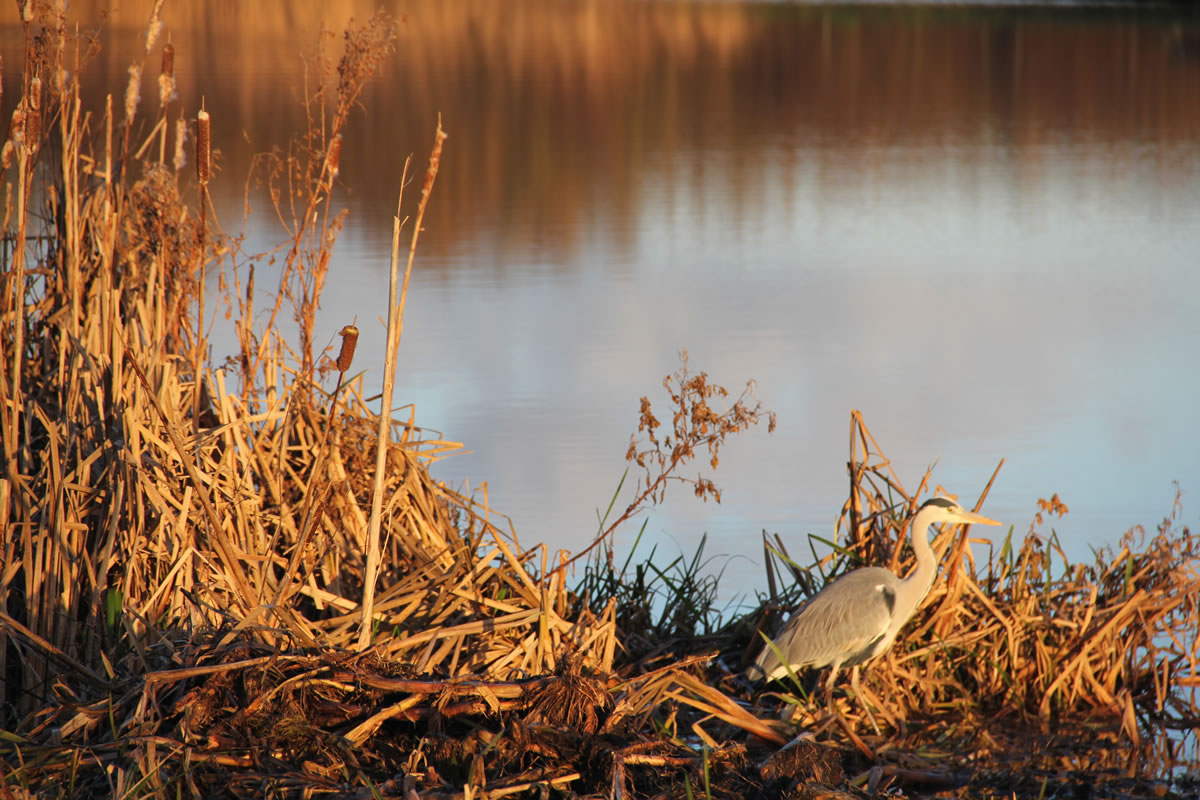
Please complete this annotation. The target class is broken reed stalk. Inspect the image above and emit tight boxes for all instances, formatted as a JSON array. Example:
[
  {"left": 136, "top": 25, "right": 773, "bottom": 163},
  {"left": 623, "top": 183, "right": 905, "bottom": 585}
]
[
  {"left": 359, "top": 158, "right": 410, "bottom": 650},
  {"left": 360, "top": 121, "right": 448, "bottom": 649},
  {"left": 194, "top": 107, "right": 209, "bottom": 437}
]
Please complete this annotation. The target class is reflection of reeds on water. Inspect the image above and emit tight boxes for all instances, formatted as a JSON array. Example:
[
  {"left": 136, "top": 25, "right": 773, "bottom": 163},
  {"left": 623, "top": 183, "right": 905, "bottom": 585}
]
[{"left": 2, "top": 5, "right": 1197, "bottom": 799}]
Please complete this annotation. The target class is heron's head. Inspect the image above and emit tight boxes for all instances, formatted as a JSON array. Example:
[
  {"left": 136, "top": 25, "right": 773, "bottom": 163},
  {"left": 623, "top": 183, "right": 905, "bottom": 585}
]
[{"left": 917, "top": 496, "right": 1002, "bottom": 527}]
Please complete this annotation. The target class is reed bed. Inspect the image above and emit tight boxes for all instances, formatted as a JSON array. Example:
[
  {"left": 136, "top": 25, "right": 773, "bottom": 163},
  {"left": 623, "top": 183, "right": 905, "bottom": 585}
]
[
  {"left": 743, "top": 413, "right": 1199, "bottom": 788},
  {"left": 2, "top": 4, "right": 1198, "bottom": 799}
]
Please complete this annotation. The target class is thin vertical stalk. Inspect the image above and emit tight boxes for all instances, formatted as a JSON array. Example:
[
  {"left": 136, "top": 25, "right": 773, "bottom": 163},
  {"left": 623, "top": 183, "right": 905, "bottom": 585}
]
[
  {"left": 194, "top": 108, "right": 210, "bottom": 437},
  {"left": 157, "top": 42, "right": 174, "bottom": 165},
  {"left": 359, "top": 118, "right": 447, "bottom": 649},
  {"left": 358, "top": 157, "right": 410, "bottom": 650}
]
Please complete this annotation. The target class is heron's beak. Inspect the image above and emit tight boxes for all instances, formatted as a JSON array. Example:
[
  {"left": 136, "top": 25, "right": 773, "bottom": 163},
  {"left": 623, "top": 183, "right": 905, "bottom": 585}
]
[{"left": 957, "top": 509, "right": 1002, "bottom": 526}]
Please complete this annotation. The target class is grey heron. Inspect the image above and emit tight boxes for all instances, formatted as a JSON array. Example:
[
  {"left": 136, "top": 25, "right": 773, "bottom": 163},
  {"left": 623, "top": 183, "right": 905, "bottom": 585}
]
[{"left": 747, "top": 496, "right": 1001, "bottom": 717}]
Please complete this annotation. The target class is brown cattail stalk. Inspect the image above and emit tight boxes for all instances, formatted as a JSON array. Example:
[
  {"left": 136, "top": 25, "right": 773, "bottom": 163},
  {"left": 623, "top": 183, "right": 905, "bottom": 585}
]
[
  {"left": 195, "top": 108, "right": 210, "bottom": 186},
  {"left": 335, "top": 325, "right": 358, "bottom": 374}
]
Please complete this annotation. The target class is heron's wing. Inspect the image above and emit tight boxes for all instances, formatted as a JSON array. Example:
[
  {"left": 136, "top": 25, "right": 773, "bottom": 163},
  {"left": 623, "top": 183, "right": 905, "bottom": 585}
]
[{"left": 751, "top": 568, "right": 898, "bottom": 682}]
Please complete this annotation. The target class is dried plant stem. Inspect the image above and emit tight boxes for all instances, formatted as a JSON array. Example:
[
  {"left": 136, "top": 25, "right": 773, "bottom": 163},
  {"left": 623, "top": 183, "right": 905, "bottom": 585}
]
[
  {"left": 360, "top": 120, "right": 447, "bottom": 649},
  {"left": 6, "top": 140, "right": 31, "bottom": 470},
  {"left": 194, "top": 108, "right": 210, "bottom": 437},
  {"left": 158, "top": 42, "right": 174, "bottom": 164},
  {"left": 358, "top": 159, "right": 410, "bottom": 649},
  {"left": 121, "top": 344, "right": 260, "bottom": 617}
]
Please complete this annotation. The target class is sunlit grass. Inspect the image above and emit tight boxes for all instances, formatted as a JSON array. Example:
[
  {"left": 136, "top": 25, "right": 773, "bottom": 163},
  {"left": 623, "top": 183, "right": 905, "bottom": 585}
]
[{"left": 1, "top": 3, "right": 1196, "bottom": 799}]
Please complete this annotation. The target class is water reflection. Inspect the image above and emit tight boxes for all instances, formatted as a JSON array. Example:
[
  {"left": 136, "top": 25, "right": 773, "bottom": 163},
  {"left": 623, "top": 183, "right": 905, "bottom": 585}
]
[{"left": 5, "top": 1, "right": 1198, "bottom": 600}]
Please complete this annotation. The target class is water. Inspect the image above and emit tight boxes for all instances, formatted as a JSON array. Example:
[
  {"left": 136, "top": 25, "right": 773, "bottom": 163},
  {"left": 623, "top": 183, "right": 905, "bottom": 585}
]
[{"left": 5, "top": 1, "right": 1199, "bottom": 604}]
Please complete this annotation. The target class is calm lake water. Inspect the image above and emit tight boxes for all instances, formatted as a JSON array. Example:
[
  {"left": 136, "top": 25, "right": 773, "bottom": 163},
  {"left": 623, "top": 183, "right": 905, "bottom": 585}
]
[{"left": 6, "top": 1, "right": 1199, "bottom": 603}]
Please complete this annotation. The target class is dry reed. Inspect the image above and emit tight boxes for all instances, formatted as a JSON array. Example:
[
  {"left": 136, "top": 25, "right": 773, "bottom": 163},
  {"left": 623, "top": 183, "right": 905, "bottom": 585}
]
[
  {"left": 0, "top": 8, "right": 613, "bottom": 796},
  {"left": 745, "top": 412, "right": 1199, "bottom": 784},
  {"left": 1, "top": 5, "right": 1196, "bottom": 800}
]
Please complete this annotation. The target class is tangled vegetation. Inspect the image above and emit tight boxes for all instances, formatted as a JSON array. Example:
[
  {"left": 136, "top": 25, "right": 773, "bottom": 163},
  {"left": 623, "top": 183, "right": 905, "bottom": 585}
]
[{"left": 2, "top": 4, "right": 1197, "bottom": 799}]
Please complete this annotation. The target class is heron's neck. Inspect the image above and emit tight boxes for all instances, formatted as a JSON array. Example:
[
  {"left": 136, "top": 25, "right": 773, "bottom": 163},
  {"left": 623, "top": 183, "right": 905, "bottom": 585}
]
[{"left": 898, "top": 507, "right": 939, "bottom": 616}]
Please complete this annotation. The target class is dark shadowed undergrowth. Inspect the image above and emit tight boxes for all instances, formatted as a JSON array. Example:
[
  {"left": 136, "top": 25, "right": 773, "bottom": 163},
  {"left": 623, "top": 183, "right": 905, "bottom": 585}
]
[{"left": 2, "top": 4, "right": 1198, "bottom": 799}]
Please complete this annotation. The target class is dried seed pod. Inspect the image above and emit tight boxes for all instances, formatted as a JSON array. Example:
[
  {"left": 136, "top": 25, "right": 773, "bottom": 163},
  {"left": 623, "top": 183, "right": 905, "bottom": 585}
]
[
  {"left": 335, "top": 325, "right": 359, "bottom": 373},
  {"left": 124, "top": 64, "right": 142, "bottom": 122},
  {"left": 145, "top": 0, "right": 164, "bottom": 53},
  {"left": 195, "top": 109, "right": 210, "bottom": 186},
  {"left": 172, "top": 114, "right": 187, "bottom": 172},
  {"left": 327, "top": 133, "right": 343, "bottom": 179},
  {"left": 161, "top": 42, "right": 174, "bottom": 79},
  {"left": 158, "top": 43, "right": 176, "bottom": 108},
  {"left": 24, "top": 77, "right": 41, "bottom": 151}
]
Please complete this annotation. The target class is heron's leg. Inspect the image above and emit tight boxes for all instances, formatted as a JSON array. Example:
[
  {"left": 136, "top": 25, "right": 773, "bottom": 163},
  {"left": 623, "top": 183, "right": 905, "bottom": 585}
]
[
  {"left": 850, "top": 666, "right": 880, "bottom": 735},
  {"left": 822, "top": 665, "right": 840, "bottom": 716}
]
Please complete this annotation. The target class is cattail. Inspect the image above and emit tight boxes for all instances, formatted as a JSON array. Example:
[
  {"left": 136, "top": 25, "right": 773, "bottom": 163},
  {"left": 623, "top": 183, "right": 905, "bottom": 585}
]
[
  {"left": 195, "top": 109, "right": 210, "bottom": 186},
  {"left": 172, "top": 114, "right": 188, "bottom": 172},
  {"left": 124, "top": 64, "right": 141, "bottom": 122},
  {"left": 144, "top": 0, "right": 165, "bottom": 53},
  {"left": 158, "top": 43, "right": 175, "bottom": 109},
  {"left": 335, "top": 325, "right": 359, "bottom": 373},
  {"left": 24, "top": 77, "right": 41, "bottom": 152},
  {"left": 161, "top": 43, "right": 174, "bottom": 79},
  {"left": 21, "top": 0, "right": 33, "bottom": 22}
]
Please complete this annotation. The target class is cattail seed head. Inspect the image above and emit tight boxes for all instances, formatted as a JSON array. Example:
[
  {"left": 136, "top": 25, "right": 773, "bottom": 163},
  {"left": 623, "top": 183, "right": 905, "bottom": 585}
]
[
  {"left": 173, "top": 115, "right": 188, "bottom": 172},
  {"left": 124, "top": 64, "right": 142, "bottom": 122},
  {"left": 157, "top": 73, "right": 176, "bottom": 109},
  {"left": 4, "top": 106, "right": 20, "bottom": 164},
  {"left": 196, "top": 109, "right": 210, "bottom": 186},
  {"left": 158, "top": 43, "right": 176, "bottom": 108},
  {"left": 335, "top": 325, "right": 359, "bottom": 373},
  {"left": 145, "top": 0, "right": 165, "bottom": 53},
  {"left": 24, "top": 78, "right": 41, "bottom": 152}
]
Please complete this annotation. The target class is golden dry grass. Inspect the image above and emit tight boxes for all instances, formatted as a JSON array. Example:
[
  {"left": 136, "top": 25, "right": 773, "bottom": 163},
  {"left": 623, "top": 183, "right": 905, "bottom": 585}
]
[
  {"left": 2, "top": 4, "right": 1198, "bottom": 799},
  {"left": 746, "top": 413, "right": 1199, "bottom": 775}
]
